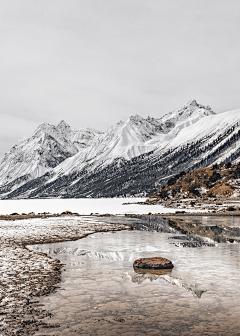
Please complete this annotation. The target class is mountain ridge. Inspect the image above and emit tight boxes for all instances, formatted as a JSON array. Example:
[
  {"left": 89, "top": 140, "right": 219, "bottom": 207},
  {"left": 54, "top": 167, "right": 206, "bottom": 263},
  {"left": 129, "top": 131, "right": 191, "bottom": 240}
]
[
  {"left": 0, "top": 120, "right": 102, "bottom": 189},
  {"left": 1, "top": 100, "right": 240, "bottom": 199}
]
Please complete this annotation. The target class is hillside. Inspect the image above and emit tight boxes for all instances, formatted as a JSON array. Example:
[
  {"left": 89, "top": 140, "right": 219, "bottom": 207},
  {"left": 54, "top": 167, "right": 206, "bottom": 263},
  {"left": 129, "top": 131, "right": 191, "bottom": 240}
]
[{"left": 147, "top": 162, "right": 240, "bottom": 203}]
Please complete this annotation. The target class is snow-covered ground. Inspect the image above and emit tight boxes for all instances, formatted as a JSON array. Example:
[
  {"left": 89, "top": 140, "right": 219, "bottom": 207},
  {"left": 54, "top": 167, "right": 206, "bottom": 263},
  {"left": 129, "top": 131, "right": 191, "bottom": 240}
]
[{"left": 0, "top": 198, "right": 181, "bottom": 215}]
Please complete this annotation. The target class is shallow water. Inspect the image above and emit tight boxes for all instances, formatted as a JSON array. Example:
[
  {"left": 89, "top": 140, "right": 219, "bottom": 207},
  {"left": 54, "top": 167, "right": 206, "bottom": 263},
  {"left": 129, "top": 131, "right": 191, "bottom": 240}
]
[
  {"left": 166, "top": 215, "right": 240, "bottom": 244},
  {"left": 29, "top": 218, "right": 240, "bottom": 336},
  {"left": 168, "top": 215, "right": 240, "bottom": 228}
]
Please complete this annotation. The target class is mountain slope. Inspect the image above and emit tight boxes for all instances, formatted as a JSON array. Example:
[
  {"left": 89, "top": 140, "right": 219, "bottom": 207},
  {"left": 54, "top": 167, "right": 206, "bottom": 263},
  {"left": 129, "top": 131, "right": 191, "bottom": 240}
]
[
  {"left": 1, "top": 100, "right": 240, "bottom": 199},
  {"left": 147, "top": 161, "right": 240, "bottom": 203},
  {"left": 25, "top": 99, "right": 217, "bottom": 181},
  {"left": 0, "top": 121, "right": 103, "bottom": 195},
  {"left": 56, "top": 120, "right": 103, "bottom": 150}
]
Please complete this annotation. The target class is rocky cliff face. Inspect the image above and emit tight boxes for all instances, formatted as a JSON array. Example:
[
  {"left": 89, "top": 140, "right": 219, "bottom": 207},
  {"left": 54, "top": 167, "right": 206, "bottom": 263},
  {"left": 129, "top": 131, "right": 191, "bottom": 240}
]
[{"left": 1, "top": 100, "right": 240, "bottom": 199}]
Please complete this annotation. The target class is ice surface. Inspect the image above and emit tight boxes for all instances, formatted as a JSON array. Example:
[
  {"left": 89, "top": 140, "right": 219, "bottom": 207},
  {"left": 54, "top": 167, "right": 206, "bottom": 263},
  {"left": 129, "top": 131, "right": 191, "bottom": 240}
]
[{"left": 0, "top": 198, "right": 203, "bottom": 216}]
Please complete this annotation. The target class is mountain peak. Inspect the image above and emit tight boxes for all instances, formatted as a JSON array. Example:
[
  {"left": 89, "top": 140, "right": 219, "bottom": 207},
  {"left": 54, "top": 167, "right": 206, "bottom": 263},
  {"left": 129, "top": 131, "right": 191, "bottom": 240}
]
[
  {"left": 35, "top": 122, "right": 54, "bottom": 134},
  {"left": 158, "top": 99, "right": 215, "bottom": 127},
  {"left": 129, "top": 114, "right": 143, "bottom": 122},
  {"left": 186, "top": 99, "right": 198, "bottom": 107},
  {"left": 184, "top": 99, "right": 215, "bottom": 113},
  {"left": 56, "top": 120, "right": 71, "bottom": 133}
]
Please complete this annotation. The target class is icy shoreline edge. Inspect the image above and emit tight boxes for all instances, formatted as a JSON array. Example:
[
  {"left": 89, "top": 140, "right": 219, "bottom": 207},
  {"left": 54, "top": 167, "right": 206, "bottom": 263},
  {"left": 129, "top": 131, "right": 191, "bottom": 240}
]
[{"left": 0, "top": 216, "right": 131, "bottom": 335}]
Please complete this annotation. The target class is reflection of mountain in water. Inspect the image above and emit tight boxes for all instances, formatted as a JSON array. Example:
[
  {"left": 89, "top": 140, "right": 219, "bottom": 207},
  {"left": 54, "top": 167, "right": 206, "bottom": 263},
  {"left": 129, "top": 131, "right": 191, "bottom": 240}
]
[
  {"left": 38, "top": 246, "right": 125, "bottom": 261},
  {"left": 125, "top": 271, "right": 207, "bottom": 299},
  {"left": 113, "top": 215, "right": 216, "bottom": 247},
  {"left": 168, "top": 234, "right": 215, "bottom": 248},
  {"left": 166, "top": 216, "right": 240, "bottom": 244},
  {"left": 100, "top": 215, "right": 178, "bottom": 233},
  {"left": 161, "top": 274, "right": 207, "bottom": 299},
  {"left": 100, "top": 215, "right": 240, "bottom": 246},
  {"left": 128, "top": 216, "right": 177, "bottom": 233}
]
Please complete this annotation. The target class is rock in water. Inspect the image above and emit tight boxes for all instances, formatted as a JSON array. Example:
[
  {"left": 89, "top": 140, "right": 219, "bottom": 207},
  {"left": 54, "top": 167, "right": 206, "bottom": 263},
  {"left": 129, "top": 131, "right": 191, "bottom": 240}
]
[{"left": 133, "top": 257, "right": 174, "bottom": 270}]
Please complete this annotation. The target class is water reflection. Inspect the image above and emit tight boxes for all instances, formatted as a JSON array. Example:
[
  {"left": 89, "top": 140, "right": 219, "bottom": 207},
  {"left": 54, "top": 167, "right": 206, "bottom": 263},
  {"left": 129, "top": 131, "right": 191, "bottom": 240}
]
[
  {"left": 99, "top": 215, "right": 177, "bottom": 233},
  {"left": 29, "top": 216, "right": 240, "bottom": 335},
  {"left": 166, "top": 215, "right": 240, "bottom": 243},
  {"left": 126, "top": 271, "right": 206, "bottom": 299},
  {"left": 133, "top": 268, "right": 173, "bottom": 276},
  {"left": 101, "top": 215, "right": 218, "bottom": 247}
]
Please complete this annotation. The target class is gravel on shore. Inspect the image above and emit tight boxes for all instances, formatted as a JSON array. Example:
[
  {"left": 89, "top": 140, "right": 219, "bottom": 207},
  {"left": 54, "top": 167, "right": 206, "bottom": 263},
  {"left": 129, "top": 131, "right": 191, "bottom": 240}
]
[{"left": 0, "top": 216, "right": 131, "bottom": 336}]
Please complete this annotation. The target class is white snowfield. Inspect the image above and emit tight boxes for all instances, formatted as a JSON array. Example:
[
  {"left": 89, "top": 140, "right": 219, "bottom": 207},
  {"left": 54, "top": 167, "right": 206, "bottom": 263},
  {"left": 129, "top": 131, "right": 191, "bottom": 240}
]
[
  {"left": 168, "top": 107, "right": 240, "bottom": 149},
  {"left": 31, "top": 100, "right": 240, "bottom": 188}
]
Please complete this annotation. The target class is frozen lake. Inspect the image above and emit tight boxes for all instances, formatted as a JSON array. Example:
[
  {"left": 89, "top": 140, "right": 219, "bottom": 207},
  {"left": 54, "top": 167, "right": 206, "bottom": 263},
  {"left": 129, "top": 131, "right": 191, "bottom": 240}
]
[
  {"left": 29, "top": 216, "right": 240, "bottom": 335},
  {"left": 0, "top": 198, "right": 178, "bottom": 215}
]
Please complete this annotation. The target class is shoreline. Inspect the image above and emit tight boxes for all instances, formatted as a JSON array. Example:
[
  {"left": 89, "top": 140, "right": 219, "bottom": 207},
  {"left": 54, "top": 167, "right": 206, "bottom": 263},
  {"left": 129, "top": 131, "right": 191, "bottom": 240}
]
[
  {"left": 126, "top": 211, "right": 240, "bottom": 217},
  {"left": 1, "top": 210, "right": 240, "bottom": 224},
  {"left": 1, "top": 212, "right": 240, "bottom": 335},
  {"left": 0, "top": 216, "right": 131, "bottom": 336}
]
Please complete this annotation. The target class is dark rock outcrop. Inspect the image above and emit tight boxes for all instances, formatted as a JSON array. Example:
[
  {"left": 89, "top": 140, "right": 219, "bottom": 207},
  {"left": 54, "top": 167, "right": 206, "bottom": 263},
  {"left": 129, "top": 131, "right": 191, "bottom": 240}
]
[{"left": 133, "top": 257, "right": 174, "bottom": 270}]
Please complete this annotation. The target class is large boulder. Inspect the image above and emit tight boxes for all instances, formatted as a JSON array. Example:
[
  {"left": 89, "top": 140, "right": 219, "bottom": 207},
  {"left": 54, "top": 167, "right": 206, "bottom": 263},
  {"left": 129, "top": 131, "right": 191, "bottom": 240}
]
[{"left": 133, "top": 257, "right": 174, "bottom": 270}]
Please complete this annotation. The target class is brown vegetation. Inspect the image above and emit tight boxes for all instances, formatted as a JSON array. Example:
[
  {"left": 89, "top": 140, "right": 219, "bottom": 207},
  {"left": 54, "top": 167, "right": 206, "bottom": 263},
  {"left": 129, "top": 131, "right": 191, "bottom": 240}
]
[{"left": 147, "top": 161, "right": 240, "bottom": 202}]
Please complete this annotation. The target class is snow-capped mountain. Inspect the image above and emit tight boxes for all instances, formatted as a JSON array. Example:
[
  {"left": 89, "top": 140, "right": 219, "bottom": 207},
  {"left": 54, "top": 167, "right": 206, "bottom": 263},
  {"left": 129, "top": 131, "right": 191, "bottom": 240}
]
[
  {"left": 157, "top": 99, "right": 214, "bottom": 123},
  {"left": 56, "top": 120, "right": 103, "bottom": 150},
  {"left": 1, "top": 99, "right": 240, "bottom": 199},
  {"left": 0, "top": 121, "right": 103, "bottom": 193},
  {"left": 36, "top": 99, "right": 216, "bottom": 178}
]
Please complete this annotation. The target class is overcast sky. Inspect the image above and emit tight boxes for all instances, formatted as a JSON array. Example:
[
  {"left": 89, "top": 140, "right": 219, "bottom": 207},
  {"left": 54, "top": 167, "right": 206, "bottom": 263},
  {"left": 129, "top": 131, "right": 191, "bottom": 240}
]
[{"left": 0, "top": 0, "right": 240, "bottom": 157}]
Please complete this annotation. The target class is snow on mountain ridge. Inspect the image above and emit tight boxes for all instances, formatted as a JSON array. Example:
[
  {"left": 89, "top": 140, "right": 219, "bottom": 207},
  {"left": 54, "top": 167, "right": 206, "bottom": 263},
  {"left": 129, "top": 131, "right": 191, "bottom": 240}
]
[
  {"left": 56, "top": 120, "right": 72, "bottom": 134},
  {"left": 2, "top": 101, "right": 240, "bottom": 199},
  {"left": 158, "top": 99, "right": 215, "bottom": 123},
  {"left": 157, "top": 108, "right": 240, "bottom": 154},
  {"left": 0, "top": 121, "right": 102, "bottom": 187},
  {"left": 56, "top": 120, "right": 104, "bottom": 149},
  {"left": 0, "top": 100, "right": 218, "bottom": 196},
  {"left": 46, "top": 101, "right": 215, "bottom": 181}
]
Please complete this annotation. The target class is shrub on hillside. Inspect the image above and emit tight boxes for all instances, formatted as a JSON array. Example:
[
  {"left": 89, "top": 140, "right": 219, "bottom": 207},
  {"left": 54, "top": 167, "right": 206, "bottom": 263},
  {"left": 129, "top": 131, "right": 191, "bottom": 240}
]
[
  {"left": 159, "top": 188, "right": 169, "bottom": 199},
  {"left": 167, "top": 171, "right": 186, "bottom": 187},
  {"left": 209, "top": 171, "right": 221, "bottom": 183},
  {"left": 188, "top": 183, "right": 201, "bottom": 197},
  {"left": 225, "top": 162, "right": 232, "bottom": 169},
  {"left": 167, "top": 177, "right": 177, "bottom": 186}
]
